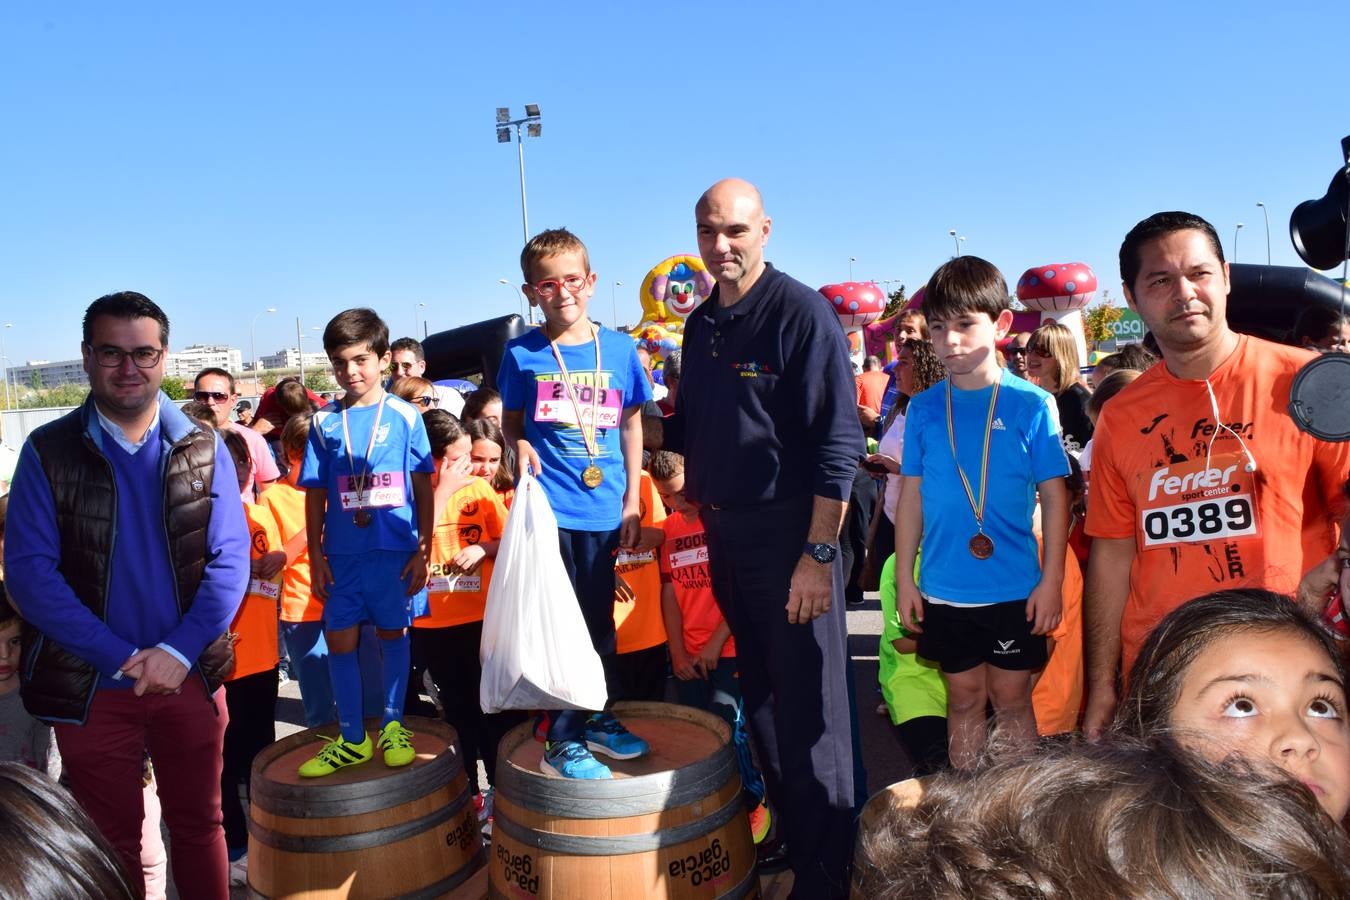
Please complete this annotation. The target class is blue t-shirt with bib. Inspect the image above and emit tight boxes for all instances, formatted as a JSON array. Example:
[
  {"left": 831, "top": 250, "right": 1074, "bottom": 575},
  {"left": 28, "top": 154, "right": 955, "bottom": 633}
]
[
  {"left": 900, "top": 369, "right": 1068, "bottom": 604},
  {"left": 299, "top": 394, "right": 435, "bottom": 555},
  {"left": 498, "top": 326, "right": 652, "bottom": 531}
]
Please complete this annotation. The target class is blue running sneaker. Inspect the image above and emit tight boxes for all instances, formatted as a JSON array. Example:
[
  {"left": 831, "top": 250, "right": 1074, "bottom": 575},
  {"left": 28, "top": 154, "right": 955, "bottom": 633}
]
[
  {"left": 541, "top": 740, "right": 612, "bottom": 779},
  {"left": 584, "top": 712, "right": 650, "bottom": 760}
]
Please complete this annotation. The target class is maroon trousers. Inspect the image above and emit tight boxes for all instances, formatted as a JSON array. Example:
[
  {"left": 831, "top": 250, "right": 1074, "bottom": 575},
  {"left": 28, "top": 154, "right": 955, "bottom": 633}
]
[{"left": 54, "top": 677, "right": 230, "bottom": 900}]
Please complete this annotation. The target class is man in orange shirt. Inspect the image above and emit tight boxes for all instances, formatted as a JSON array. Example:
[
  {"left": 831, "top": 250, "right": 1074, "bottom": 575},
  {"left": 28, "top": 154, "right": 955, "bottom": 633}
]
[
  {"left": 1083, "top": 211, "right": 1350, "bottom": 737},
  {"left": 855, "top": 355, "right": 890, "bottom": 426}
]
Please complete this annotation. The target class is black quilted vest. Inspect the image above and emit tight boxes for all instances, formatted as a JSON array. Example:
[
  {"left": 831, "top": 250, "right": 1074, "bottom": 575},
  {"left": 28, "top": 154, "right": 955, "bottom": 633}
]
[{"left": 19, "top": 400, "right": 227, "bottom": 723}]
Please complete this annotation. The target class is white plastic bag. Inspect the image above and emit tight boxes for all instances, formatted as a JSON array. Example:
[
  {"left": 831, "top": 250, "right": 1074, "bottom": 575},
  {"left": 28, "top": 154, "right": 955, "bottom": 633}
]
[{"left": 479, "top": 473, "right": 608, "bottom": 713}]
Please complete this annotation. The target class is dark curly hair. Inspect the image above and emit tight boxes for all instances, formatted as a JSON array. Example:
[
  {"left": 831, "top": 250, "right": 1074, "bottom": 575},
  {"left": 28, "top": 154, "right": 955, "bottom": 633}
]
[{"left": 900, "top": 337, "right": 945, "bottom": 395}]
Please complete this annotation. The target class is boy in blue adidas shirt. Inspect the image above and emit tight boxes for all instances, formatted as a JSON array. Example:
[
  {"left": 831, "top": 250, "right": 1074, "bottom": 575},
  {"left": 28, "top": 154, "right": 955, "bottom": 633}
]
[
  {"left": 894, "top": 256, "right": 1069, "bottom": 770},
  {"left": 500, "top": 228, "right": 652, "bottom": 780},
  {"left": 297, "top": 308, "right": 435, "bottom": 776}
]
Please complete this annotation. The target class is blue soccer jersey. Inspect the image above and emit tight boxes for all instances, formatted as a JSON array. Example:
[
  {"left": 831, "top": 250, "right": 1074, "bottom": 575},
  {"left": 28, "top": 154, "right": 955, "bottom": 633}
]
[
  {"left": 498, "top": 326, "right": 651, "bottom": 531},
  {"left": 299, "top": 394, "right": 435, "bottom": 554}
]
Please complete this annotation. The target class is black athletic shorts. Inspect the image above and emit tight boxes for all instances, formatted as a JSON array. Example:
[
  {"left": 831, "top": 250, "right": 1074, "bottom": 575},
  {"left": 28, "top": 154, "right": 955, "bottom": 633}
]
[{"left": 915, "top": 598, "right": 1048, "bottom": 674}]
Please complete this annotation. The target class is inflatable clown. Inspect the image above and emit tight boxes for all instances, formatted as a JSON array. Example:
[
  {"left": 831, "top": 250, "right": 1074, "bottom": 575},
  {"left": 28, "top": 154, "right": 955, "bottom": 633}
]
[
  {"left": 629, "top": 254, "right": 716, "bottom": 368},
  {"left": 819, "top": 281, "right": 888, "bottom": 371},
  {"left": 1014, "top": 263, "right": 1097, "bottom": 370}
]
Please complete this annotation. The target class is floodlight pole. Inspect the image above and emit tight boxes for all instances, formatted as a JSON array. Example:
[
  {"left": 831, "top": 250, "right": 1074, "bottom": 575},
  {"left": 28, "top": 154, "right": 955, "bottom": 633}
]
[{"left": 497, "top": 105, "right": 542, "bottom": 324}]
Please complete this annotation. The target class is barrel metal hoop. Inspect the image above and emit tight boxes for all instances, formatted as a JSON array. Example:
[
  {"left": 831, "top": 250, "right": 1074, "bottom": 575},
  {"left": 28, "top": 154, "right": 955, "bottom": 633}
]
[
  {"left": 722, "top": 861, "right": 760, "bottom": 899},
  {"left": 252, "top": 749, "right": 458, "bottom": 818},
  {"left": 390, "top": 847, "right": 487, "bottom": 900},
  {"left": 492, "top": 791, "right": 744, "bottom": 855},
  {"left": 498, "top": 744, "right": 736, "bottom": 818},
  {"left": 248, "top": 782, "right": 474, "bottom": 853},
  {"left": 247, "top": 848, "right": 485, "bottom": 900}
]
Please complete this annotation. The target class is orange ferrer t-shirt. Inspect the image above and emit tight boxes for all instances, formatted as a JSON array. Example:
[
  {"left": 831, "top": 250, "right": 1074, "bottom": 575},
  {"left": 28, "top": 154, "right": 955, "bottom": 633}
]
[
  {"left": 1086, "top": 334, "right": 1349, "bottom": 674},
  {"left": 1032, "top": 535, "right": 1083, "bottom": 735},
  {"left": 416, "top": 478, "right": 507, "bottom": 629},
  {"left": 614, "top": 471, "right": 669, "bottom": 654},
  {"left": 660, "top": 510, "right": 735, "bottom": 659},
  {"left": 259, "top": 481, "right": 318, "bottom": 624},
  {"left": 229, "top": 503, "right": 282, "bottom": 680}
]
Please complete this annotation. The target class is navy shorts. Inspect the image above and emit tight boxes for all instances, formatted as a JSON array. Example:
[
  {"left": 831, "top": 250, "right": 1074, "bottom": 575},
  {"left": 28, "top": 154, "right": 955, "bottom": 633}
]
[
  {"left": 323, "top": 550, "right": 423, "bottom": 631},
  {"left": 915, "top": 598, "right": 1047, "bottom": 674}
]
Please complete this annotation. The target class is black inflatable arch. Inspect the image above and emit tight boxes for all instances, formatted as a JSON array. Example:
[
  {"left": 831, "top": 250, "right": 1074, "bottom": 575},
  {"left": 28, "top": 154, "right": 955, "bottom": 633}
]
[{"left": 421, "top": 314, "right": 531, "bottom": 389}]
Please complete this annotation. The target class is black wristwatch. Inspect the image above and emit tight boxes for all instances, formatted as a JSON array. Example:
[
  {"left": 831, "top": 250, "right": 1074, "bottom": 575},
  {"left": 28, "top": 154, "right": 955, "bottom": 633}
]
[{"left": 803, "top": 542, "right": 838, "bottom": 565}]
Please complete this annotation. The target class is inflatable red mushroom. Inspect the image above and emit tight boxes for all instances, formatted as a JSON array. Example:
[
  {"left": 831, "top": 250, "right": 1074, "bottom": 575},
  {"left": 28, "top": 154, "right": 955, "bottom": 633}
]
[
  {"left": 1015, "top": 263, "right": 1098, "bottom": 311},
  {"left": 820, "top": 282, "right": 887, "bottom": 329}
]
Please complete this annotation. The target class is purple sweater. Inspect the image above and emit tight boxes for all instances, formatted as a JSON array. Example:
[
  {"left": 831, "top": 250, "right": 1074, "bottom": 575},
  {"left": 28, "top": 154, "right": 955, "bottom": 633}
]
[{"left": 5, "top": 395, "right": 249, "bottom": 690}]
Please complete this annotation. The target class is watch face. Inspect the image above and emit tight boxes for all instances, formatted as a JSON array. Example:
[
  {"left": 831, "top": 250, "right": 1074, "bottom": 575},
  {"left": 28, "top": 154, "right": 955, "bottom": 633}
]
[{"left": 808, "top": 544, "right": 836, "bottom": 564}]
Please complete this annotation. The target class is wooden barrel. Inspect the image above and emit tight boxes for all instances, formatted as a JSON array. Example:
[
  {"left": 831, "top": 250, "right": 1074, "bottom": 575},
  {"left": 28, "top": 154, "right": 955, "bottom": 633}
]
[
  {"left": 490, "top": 701, "right": 758, "bottom": 898},
  {"left": 849, "top": 777, "right": 928, "bottom": 899},
  {"left": 247, "top": 715, "right": 485, "bottom": 899}
]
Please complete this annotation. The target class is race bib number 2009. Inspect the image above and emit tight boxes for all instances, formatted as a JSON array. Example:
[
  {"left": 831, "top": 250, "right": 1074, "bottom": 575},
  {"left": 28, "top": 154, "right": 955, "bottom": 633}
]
[
  {"left": 533, "top": 379, "right": 623, "bottom": 429},
  {"left": 1138, "top": 452, "right": 1260, "bottom": 548}
]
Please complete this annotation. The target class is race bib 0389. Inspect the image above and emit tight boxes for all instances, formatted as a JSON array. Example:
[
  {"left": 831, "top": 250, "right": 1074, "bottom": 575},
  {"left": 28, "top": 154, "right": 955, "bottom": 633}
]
[{"left": 1138, "top": 452, "right": 1260, "bottom": 548}]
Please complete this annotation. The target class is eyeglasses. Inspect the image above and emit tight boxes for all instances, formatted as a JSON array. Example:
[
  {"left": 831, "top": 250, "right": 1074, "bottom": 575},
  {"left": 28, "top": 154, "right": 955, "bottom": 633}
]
[
  {"left": 193, "top": 391, "right": 232, "bottom": 403},
  {"left": 413, "top": 395, "right": 439, "bottom": 408},
  {"left": 528, "top": 273, "right": 590, "bottom": 299},
  {"left": 1006, "top": 346, "right": 1029, "bottom": 356},
  {"left": 89, "top": 346, "right": 164, "bottom": 368},
  {"left": 1030, "top": 346, "right": 1054, "bottom": 359}
]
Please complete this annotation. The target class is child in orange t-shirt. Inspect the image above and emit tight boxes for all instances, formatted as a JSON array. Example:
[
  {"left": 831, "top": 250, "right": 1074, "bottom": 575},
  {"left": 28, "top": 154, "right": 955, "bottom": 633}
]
[
  {"left": 260, "top": 412, "right": 382, "bottom": 728},
  {"left": 219, "top": 430, "right": 284, "bottom": 867},
  {"left": 412, "top": 411, "right": 522, "bottom": 814},
  {"left": 1032, "top": 463, "right": 1085, "bottom": 735},
  {"left": 612, "top": 469, "right": 669, "bottom": 701},
  {"left": 649, "top": 451, "right": 769, "bottom": 843}
]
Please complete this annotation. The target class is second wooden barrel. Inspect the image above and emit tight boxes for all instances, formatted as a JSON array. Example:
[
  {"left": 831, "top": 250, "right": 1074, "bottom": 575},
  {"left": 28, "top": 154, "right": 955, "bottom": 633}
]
[
  {"left": 849, "top": 777, "right": 928, "bottom": 899},
  {"left": 490, "top": 701, "right": 757, "bottom": 898},
  {"left": 248, "top": 715, "right": 485, "bottom": 899}
]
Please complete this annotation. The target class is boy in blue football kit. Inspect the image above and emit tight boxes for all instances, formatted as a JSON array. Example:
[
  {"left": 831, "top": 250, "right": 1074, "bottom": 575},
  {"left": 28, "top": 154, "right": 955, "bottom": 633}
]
[
  {"left": 895, "top": 256, "right": 1069, "bottom": 770},
  {"left": 297, "top": 308, "right": 436, "bottom": 776},
  {"left": 500, "top": 228, "right": 653, "bottom": 779}
]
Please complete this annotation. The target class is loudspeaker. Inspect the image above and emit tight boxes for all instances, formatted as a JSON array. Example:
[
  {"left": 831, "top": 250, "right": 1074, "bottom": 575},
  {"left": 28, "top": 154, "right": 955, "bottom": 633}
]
[{"left": 1290, "top": 135, "right": 1350, "bottom": 271}]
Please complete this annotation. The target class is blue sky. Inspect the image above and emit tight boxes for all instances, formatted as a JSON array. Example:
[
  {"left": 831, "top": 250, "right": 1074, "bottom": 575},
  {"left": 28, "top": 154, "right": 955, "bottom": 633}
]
[{"left": 1, "top": 1, "right": 1345, "bottom": 364}]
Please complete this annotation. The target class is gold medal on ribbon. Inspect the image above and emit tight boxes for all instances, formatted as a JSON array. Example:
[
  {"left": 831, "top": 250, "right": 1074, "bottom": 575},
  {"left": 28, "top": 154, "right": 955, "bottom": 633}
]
[
  {"left": 946, "top": 375, "right": 1002, "bottom": 560},
  {"left": 548, "top": 325, "right": 606, "bottom": 491}
]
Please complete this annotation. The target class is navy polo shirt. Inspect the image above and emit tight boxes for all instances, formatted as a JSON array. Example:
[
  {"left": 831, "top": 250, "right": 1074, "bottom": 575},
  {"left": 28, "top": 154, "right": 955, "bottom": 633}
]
[{"left": 671, "top": 264, "right": 863, "bottom": 507}]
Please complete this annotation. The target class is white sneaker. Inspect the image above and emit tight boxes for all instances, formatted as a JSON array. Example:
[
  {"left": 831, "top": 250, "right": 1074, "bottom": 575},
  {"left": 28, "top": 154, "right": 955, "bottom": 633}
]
[{"left": 229, "top": 855, "right": 249, "bottom": 887}]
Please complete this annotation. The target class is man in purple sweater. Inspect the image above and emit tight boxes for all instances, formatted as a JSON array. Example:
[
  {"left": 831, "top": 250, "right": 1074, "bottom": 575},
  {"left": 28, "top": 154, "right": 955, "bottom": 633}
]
[{"left": 5, "top": 291, "right": 249, "bottom": 900}]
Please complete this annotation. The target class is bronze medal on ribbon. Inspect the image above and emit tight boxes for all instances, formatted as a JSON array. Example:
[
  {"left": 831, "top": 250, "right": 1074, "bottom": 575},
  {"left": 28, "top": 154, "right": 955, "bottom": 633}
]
[
  {"left": 946, "top": 375, "right": 1002, "bottom": 560},
  {"left": 353, "top": 509, "right": 372, "bottom": 528}
]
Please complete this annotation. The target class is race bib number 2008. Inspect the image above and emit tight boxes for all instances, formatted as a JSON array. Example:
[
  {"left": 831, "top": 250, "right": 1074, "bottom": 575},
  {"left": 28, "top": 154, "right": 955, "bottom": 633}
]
[{"left": 1138, "top": 452, "right": 1260, "bottom": 548}]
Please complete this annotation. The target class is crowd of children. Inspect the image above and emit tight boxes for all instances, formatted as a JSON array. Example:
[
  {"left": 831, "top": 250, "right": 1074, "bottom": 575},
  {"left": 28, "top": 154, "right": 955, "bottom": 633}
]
[{"left": 2, "top": 218, "right": 1349, "bottom": 899}]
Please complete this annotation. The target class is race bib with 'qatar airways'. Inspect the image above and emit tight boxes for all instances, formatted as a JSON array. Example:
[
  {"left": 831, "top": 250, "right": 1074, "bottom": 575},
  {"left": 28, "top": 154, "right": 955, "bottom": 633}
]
[{"left": 1138, "top": 451, "right": 1260, "bottom": 549}]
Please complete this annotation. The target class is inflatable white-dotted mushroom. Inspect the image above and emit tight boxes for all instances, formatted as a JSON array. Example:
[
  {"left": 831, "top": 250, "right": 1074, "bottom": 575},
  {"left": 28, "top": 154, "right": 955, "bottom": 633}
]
[
  {"left": 1015, "top": 263, "right": 1097, "bottom": 371},
  {"left": 820, "top": 281, "right": 887, "bottom": 371}
]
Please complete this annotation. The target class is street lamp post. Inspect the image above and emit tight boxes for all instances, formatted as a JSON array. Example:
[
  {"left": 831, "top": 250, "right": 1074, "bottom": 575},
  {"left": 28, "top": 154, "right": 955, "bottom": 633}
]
[
  {"left": 612, "top": 281, "right": 623, "bottom": 329},
  {"left": 413, "top": 302, "right": 426, "bottom": 338},
  {"left": 849, "top": 257, "right": 856, "bottom": 281},
  {"left": 250, "top": 307, "right": 277, "bottom": 393},
  {"left": 1256, "top": 202, "right": 1271, "bottom": 264},
  {"left": 1234, "top": 223, "right": 1244, "bottom": 263},
  {"left": 949, "top": 229, "right": 960, "bottom": 257},
  {"left": 498, "top": 279, "right": 525, "bottom": 319},
  {"left": 496, "top": 105, "right": 542, "bottom": 324},
  {"left": 1, "top": 322, "right": 13, "bottom": 410}
]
